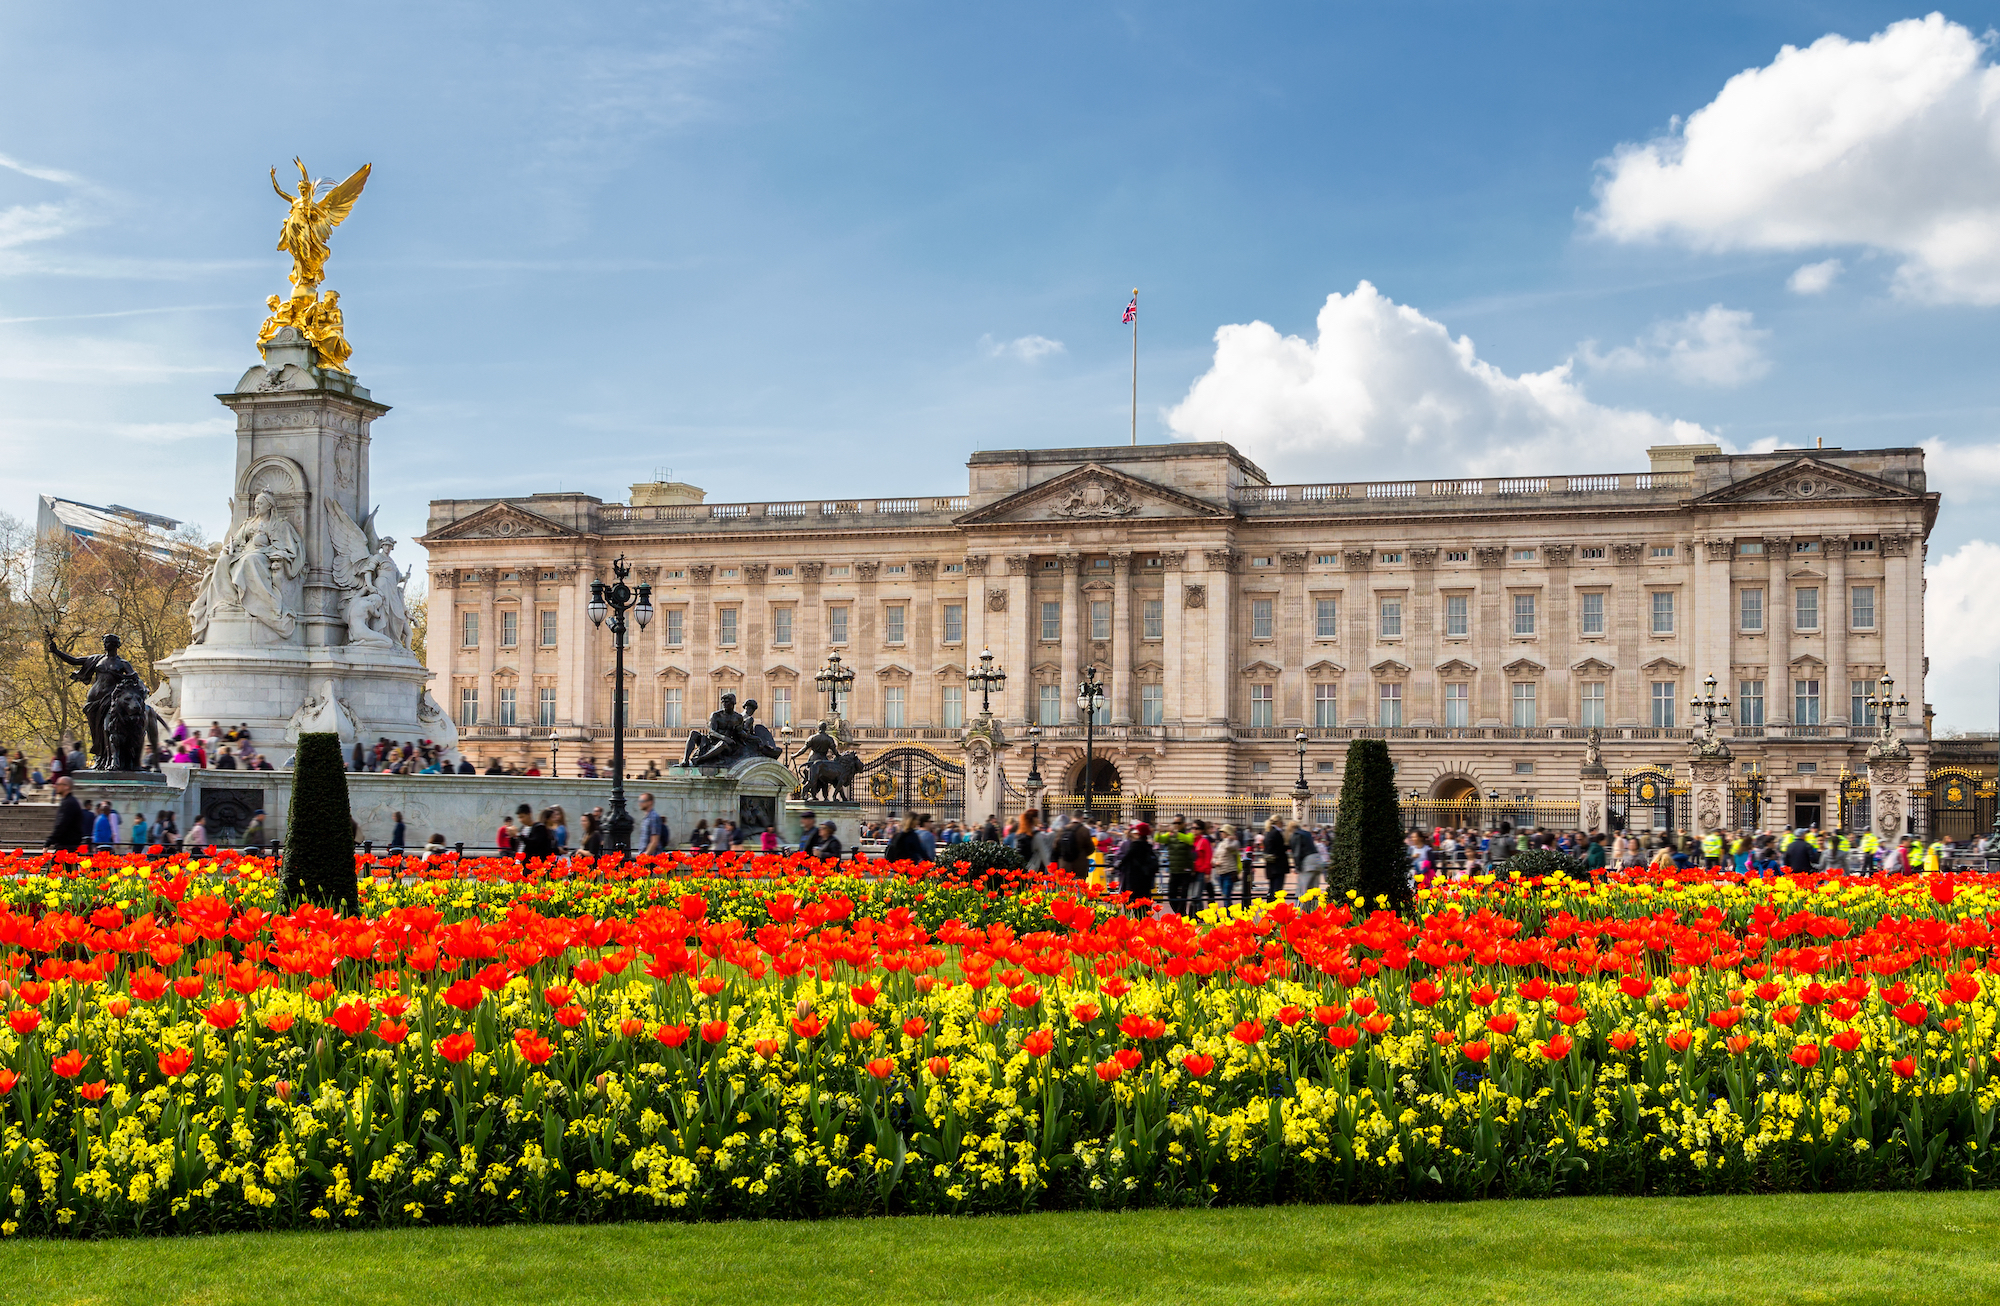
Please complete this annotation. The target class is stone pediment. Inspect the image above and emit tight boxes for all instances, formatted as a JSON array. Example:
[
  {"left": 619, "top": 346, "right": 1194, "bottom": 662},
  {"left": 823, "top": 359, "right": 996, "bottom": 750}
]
[
  {"left": 876, "top": 662, "right": 914, "bottom": 680},
  {"left": 932, "top": 662, "right": 964, "bottom": 679},
  {"left": 1693, "top": 457, "right": 1924, "bottom": 507},
  {"left": 656, "top": 665, "right": 689, "bottom": 681},
  {"left": 709, "top": 663, "right": 744, "bottom": 681},
  {"left": 1305, "top": 658, "right": 1346, "bottom": 676},
  {"left": 1788, "top": 653, "right": 1826, "bottom": 670},
  {"left": 763, "top": 664, "right": 800, "bottom": 682},
  {"left": 1133, "top": 659, "right": 1165, "bottom": 676},
  {"left": 956, "top": 463, "right": 1231, "bottom": 526},
  {"left": 1641, "top": 656, "right": 1684, "bottom": 673},
  {"left": 1239, "top": 659, "right": 1284, "bottom": 678},
  {"left": 1370, "top": 659, "right": 1410, "bottom": 677},
  {"left": 425, "top": 502, "right": 582, "bottom": 542},
  {"left": 1435, "top": 658, "right": 1479, "bottom": 677},
  {"left": 1502, "top": 658, "right": 1545, "bottom": 676},
  {"left": 1572, "top": 657, "right": 1615, "bottom": 676},
  {"left": 1030, "top": 661, "right": 1062, "bottom": 677}
]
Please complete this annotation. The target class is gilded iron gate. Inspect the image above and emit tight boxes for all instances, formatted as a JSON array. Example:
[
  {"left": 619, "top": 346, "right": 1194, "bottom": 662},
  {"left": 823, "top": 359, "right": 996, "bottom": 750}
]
[
  {"left": 1926, "top": 768, "right": 1997, "bottom": 844},
  {"left": 1609, "top": 766, "right": 1678, "bottom": 834},
  {"left": 858, "top": 746, "right": 965, "bottom": 826}
]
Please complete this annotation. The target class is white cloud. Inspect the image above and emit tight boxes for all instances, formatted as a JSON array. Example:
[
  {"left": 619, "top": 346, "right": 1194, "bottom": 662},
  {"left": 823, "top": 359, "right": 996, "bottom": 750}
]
[
  {"left": 1926, "top": 539, "right": 2000, "bottom": 731},
  {"left": 1924, "top": 437, "right": 2000, "bottom": 490},
  {"left": 980, "top": 333, "right": 1066, "bottom": 362},
  {"left": 1590, "top": 15, "right": 2000, "bottom": 304},
  {"left": 1580, "top": 304, "right": 1771, "bottom": 387},
  {"left": 1787, "top": 259, "right": 1844, "bottom": 294},
  {"left": 1166, "top": 281, "right": 1712, "bottom": 482},
  {"left": 0, "top": 152, "right": 100, "bottom": 255}
]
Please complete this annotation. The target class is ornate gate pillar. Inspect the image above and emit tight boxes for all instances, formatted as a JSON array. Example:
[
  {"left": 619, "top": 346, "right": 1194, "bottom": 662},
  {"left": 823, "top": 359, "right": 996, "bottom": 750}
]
[
  {"left": 1578, "top": 726, "right": 1609, "bottom": 835},
  {"left": 961, "top": 716, "right": 1010, "bottom": 833}
]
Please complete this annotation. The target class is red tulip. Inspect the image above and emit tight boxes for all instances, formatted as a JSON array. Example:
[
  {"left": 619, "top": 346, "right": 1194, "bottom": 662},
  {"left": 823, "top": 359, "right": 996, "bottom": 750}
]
[
  {"left": 850, "top": 983, "right": 880, "bottom": 1007},
  {"left": 264, "top": 1011, "right": 296, "bottom": 1033},
  {"left": 791, "top": 1014, "right": 823, "bottom": 1039},
  {"left": 438, "top": 1031, "right": 477, "bottom": 1064},
  {"left": 129, "top": 969, "right": 168, "bottom": 1003},
  {"left": 1232, "top": 1019, "right": 1266, "bottom": 1045},
  {"left": 1095, "top": 1060, "right": 1123, "bottom": 1082},
  {"left": 158, "top": 1047, "right": 193, "bottom": 1078},
  {"left": 1667, "top": 1029, "right": 1694, "bottom": 1053},
  {"left": 1485, "top": 1012, "right": 1519, "bottom": 1036},
  {"left": 978, "top": 1008, "right": 1003, "bottom": 1027},
  {"left": 8, "top": 1009, "right": 39, "bottom": 1035},
  {"left": 1789, "top": 1043, "right": 1821, "bottom": 1069},
  {"left": 51, "top": 1049, "right": 89, "bottom": 1079},
  {"left": 1009, "top": 985, "right": 1042, "bottom": 1009},
  {"left": 513, "top": 1029, "right": 554, "bottom": 1065},
  {"left": 1554, "top": 1004, "right": 1588, "bottom": 1027},
  {"left": 1071, "top": 1002, "right": 1101, "bottom": 1023},
  {"left": 1408, "top": 981, "right": 1441, "bottom": 1008},
  {"left": 16, "top": 981, "right": 50, "bottom": 1007},
  {"left": 1706, "top": 1008, "right": 1742, "bottom": 1030},
  {"left": 1181, "top": 1054, "right": 1215, "bottom": 1078},
  {"left": 696, "top": 976, "right": 725, "bottom": 998},
  {"left": 849, "top": 1019, "right": 878, "bottom": 1040},
  {"left": 329, "top": 1000, "right": 372, "bottom": 1036},
  {"left": 0, "top": 1070, "right": 15, "bottom": 1094},
  {"left": 753, "top": 1038, "right": 780, "bottom": 1059},
  {"left": 203, "top": 1000, "right": 243, "bottom": 1030},
  {"left": 173, "top": 975, "right": 205, "bottom": 1000},
  {"left": 1462, "top": 1040, "right": 1491, "bottom": 1062},
  {"left": 1726, "top": 1035, "right": 1753, "bottom": 1056},
  {"left": 542, "top": 985, "right": 574, "bottom": 1008},
  {"left": 555, "top": 1005, "right": 587, "bottom": 1028},
  {"left": 1022, "top": 1029, "right": 1054, "bottom": 1058},
  {"left": 1607, "top": 1030, "right": 1639, "bottom": 1052},
  {"left": 1315, "top": 1004, "right": 1347, "bottom": 1025},
  {"left": 1894, "top": 1003, "right": 1929, "bottom": 1027},
  {"left": 1541, "top": 1036, "right": 1573, "bottom": 1061},
  {"left": 375, "top": 1020, "right": 411, "bottom": 1044},
  {"left": 926, "top": 1056, "right": 950, "bottom": 1078},
  {"left": 620, "top": 1017, "right": 645, "bottom": 1038},
  {"left": 1326, "top": 1024, "right": 1360, "bottom": 1049},
  {"left": 1830, "top": 1028, "right": 1863, "bottom": 1052},
  {"left": 1892, "top": 1056, "right": 1917, "bottom": 1079},
  {"left": 654, "top": 1023, "right": 691, "bottom": 1048},
  {"left": 78, "top": 1081, "right": 108, "bottom": 1101},
  {"left": 442, "top": 979, "right": 486, "bottom": 1012},
  {"left": 902, "top": 1017, "right": 928, "bottom": 1040},
  {"left": 700, "top": 1019, "right": 729, "bottom": 1044}
]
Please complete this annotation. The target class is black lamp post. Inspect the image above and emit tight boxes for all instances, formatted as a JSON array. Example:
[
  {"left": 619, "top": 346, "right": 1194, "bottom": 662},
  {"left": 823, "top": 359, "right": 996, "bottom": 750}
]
[
  {"left": 1076, "top": 664, "right": 1105, "bottom": 822},
  {"left": 779, "top": 724, "right": 795, "bottom": 769},
  {"left": 547, "top": 730, "right": 559, "bottom": 779},
  {"left": 587, "top": 554, "right": 651, "bottom": 852},
  {"left": 968, "top": 648, "right": 1006, "bottom": 718},
  {"left": 1689, "top": 673, "right": 1731, "bottom": 737},
  {"left": 1025, "top": 725, "right": 1043, "bottom": 788},
  {"left": 815, "top": 651, "right": 856, "bottom": 722},
  {"left": 1293, "top": 729, "right": 1311, "bottom": 808},
  {"left": 1865, "top": 672, "right": 1909, "bottom": 741}
]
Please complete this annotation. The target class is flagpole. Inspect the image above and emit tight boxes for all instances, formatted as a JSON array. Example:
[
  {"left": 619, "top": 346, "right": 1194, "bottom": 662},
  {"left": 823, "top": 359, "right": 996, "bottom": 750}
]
[{"left": 1130, "top": 286, "right": 1138, "bottom": 446}]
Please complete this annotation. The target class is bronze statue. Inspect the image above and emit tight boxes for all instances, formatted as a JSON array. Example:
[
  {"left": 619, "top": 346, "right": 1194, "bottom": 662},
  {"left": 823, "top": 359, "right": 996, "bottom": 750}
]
[
  {"left": 798, "top": 722, "right": 862, "bottom": 802},
  {"left": 681, "top": 692, "right": 783, "bottom": 769},
  {"left": 44, "top": 632, "right": 162, "bottom": 770}
]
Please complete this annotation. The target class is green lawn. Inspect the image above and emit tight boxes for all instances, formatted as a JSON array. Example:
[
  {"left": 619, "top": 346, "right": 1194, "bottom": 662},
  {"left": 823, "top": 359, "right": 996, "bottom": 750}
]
[{"left": 5, "top": 1193, "right": 1997, "bottom": 1305}]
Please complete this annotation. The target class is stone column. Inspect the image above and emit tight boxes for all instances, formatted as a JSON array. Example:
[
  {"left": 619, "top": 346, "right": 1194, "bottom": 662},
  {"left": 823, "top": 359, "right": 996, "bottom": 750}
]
[
  {"left": 743, "top": 562, "right": 768, "bottom": 719},
  {"left": 1059, "top": 552, "right": 1082, "bottom": 722},
  {"left": 1406, "top": 548, "right": 1437, "bottom": 724},
  {"left": 1765, "top": 536, "right": 1790, "bottom": 724},
  {"left": 1883, "top": 533, "right": 1920, "bottom": 720},
  {"left": 1344, "top": 547, "right": 1373, "bottom": 725},
  {"left": 964, "top": 553, "right": 990, "bottom": 674},
  {"left": 1824, "top": 537, "right": 1849, "bottom": 726},
  {"left": 1005, "top": 555, "right": 1031, "bottom": 727},
  {"left": 1579, "top": 735, "right": 1609, "bottom": 835},
  {"left": 1476, "top": 546, "right": 1506, "bottom": 724},
  {"left": 1205, "top": 549, "right": 1236, "bottom": 727},
  {"left": 1111, "top": 552, "right": 1134, "bottom": 725},
  {"left": 634, "top": 566, "right": 661, "bottom": 725},
  {"left": 1281, "top": 550, "right": 1310, "bottom": 726},
  {"left": 854, "top": 560, "right": 881, "bottom": 724},
  {"left": 1699, "top": 539, "right": 1734, "bottom": 713},
  {"left": 1160, "top": 551, "right": 1186, "bottom": 723},
  {"left": 1541, "top": 544, "right": 1572, "bottom": 723},
  {"left": 800, "top": 561, "right": 826, "bottom": 722},
  {"left": 912, "top": 558, "right": 938, "bottom": 724},
  {"left": 476, "top": 570, "right": 498, "bottom": 724},
  {"left": 688, "top": 564, "right": 714, "bottom": 731},
  {"left": 555, "top": 565, "right": 581, "bottom": 726}
]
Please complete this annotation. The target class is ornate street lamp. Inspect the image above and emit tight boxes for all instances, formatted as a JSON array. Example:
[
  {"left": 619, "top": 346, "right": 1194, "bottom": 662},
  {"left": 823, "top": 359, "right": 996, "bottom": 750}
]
[
  {"left": 547, "top": 730, "right": 560, "bottom": 779},
  {"left": 967, "top": 648, "right": 1006, "bottom": 718},
  {"left": 1076, "top": 664, "right": 1105, "bottom": 822},
  {"left": 779, "top": 724, "right": 795, "bottom": 770},
  {"left": 1865, "top": 673, "right": 1909, "bottom": 740},
  {"left": 1293, "top": 729, "right": 1311, "bottom": 798},
  {"left": 1025, "top": 724, "right": 1043, "bottom": 788},
  {"left": 1689, "top": 673, "right": 1731, "bottom": 738},
  {"left": 586, "top": 554, "right": 650, "bottom": 851},
  {"left": 815, "top": 651, "right": 856, "bottom": 721}
]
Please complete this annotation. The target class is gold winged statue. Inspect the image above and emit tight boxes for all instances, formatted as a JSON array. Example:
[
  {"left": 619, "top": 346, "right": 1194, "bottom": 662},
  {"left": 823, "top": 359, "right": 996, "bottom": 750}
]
[{"left": 261, "top": 158, "right": 369, "bottom": 372}]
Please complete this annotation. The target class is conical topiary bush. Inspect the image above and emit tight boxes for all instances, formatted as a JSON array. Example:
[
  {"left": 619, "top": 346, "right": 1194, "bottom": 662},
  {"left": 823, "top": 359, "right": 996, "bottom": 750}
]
[
  {"left": 1326, "top": 738, "right": 1412, "bottom": 912},
  {"left": 283, "top": 732, "right": 358, "bottom": 911}
]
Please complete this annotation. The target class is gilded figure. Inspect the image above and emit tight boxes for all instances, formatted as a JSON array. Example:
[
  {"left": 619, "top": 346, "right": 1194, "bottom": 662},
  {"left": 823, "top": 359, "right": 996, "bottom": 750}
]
[
  {"left": 271, "top": 158, "right": 370, "bottom": 290},
  {"left": 302, "top": 290, "right": 353, "bottom": 372}
]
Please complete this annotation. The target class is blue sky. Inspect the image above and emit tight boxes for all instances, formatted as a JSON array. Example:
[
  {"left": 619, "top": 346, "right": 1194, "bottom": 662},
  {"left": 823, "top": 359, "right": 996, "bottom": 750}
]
[{"left": 2, "top": 2, "right": 1998, "bottom": 727}]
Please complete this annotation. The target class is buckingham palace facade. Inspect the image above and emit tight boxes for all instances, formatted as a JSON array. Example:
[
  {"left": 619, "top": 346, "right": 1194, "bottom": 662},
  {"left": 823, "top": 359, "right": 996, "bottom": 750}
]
[{"left": 421, "top": 440, "right": 1937, "bottom": 831}]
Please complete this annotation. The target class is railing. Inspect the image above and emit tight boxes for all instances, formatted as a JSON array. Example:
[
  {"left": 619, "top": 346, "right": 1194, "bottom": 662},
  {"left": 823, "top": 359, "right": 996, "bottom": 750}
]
[
  {"left": 1238, "top": 470, "right": 1692, "bottom": 509},
  {"left": 599, "top": 495, "right": 968, "bottom": 526}
]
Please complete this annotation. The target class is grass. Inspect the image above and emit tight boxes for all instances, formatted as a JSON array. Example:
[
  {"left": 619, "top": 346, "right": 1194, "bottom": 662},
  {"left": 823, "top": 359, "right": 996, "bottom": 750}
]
[{"left": 6, "top": 1193, "right": 1998, "bottom": 1306}]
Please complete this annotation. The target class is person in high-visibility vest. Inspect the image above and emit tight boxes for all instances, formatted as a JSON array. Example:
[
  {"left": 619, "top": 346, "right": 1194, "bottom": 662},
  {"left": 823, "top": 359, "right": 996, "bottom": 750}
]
[
  {"left": 1701, "top": 829, "right": 1726, "bottom": 870},
  {"left": 1925, "top": 839, "right": 1948, "bottom": 874},
  {"left": 1859, "top": 829, "right": 1881, "bottom": 875}
]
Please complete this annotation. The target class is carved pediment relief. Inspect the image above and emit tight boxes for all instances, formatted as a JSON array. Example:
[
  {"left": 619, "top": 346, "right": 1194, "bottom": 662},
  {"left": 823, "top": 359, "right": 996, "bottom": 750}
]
[
  {"left": 1694, "top": 456, "right": 1924, "bottom": 507},
  {"left": 1305, "top": 658, "right": 1346, "bottom": 676},
  {"left": 933, "top": 662, "right": 965, "bottom": 679},
  {"left": 1030, "top": 661, "right": 1062, "bottom": 677},
  {"left": 1434, "top": 658, "right": 1479, "bottom": 677},
  {"left": 955, "top": 462, "right": 1230, "bottom": 526},
  {"left": 1132, "top": 659, "right": 1165, "bottom": 676},
  {"left": 1502, "top": 658, "right": 1545, "bottom": 676},
  {"left": 876, "top": 662, "right": 914, "bottom": 681},
  {"left": 1788, "top": 653, "right": 1826, "bottom": 670},
  {"left": 1239, "top": 659, "right": 1284, "bottom": 678},
  {"left": 763, "top": 664, "right": 800, "bottom": 682},
  {"left": 1572, "top": 657, "right": 1616, "bottom": 677},
  {"left": 1641, "top": 656, "right": 1684, "bottom": 673},
  {"left": 709, "top": 663, "right": 744, "bottom": 681},
  {"left": 656, "top": 665, "right": 690, "bottom": 681},
  {"left": 1371, "top": 659, "right": 1410, "bottom": 678},
  {"left": 424, "top": 501, "right": 581, "bottom": 542}
]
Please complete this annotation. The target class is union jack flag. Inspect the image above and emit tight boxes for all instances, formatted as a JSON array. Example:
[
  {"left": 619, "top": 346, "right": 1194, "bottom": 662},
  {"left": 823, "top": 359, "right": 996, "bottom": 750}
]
[{"left": 1122, "top": 294, "right": 1137, "bottom": 324}]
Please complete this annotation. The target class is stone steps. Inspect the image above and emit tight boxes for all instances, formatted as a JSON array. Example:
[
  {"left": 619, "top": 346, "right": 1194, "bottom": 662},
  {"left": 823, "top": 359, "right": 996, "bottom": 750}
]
[{"left": 0, "top": 803, "right": 56, "bottom": 848}]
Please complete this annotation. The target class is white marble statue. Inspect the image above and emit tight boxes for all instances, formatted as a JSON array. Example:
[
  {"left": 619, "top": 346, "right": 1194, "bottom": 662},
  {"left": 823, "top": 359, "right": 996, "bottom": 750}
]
[
  {"left": 286, "top": 679, "right": 359, "bottom": 745},
  {"left": 328, "top": 500, "right": 411, "bottom": 650},
  {"left": 189, "top": 489, "right": 303, "bottom": 642},
  {"left": 417, "top": 687, "right": 459, "bottom": 758}
]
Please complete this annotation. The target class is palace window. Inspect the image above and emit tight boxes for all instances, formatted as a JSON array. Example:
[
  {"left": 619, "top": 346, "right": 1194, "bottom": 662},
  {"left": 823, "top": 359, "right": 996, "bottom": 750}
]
[
  {"left": 1511, "top": 682, "right": 1536, "bottom": 728},
  {"left": 718, "top": 607, "right": 738, "bottom": 645},
  {"left": 1040, "top": 602, "right": 1061, "bottom": 641},
  {"left": 1651, "top": 681, "right": 1677, "bottom": 728},
  {"left": 1740, "top": 588, "right": 1764, "bottom": 632},
  {"left": 883, "top": 685, "right": 905, "bottom": 727},
  {"left": 1142, "top": 683, "right": 1164, "bottom": 725},
  {"left": 1379, "top": 598, "right": 1402, "bottom": 638},
  {"left": 943, "top": 603, "right": 963, "bottom": 643},
  {"left": 1738, "top": 680, "right": 1764, "bottom": 727},
  {"left": 720, "top": 568, "right": 738, "bottom": 579},
  {"left": 772, "top": 606, "right": 793, "bottom": 645},
  {"left": 885, "top": 564, "right": 905, "bottom": 576},
  {"left": 828, "top": 606, "right": 849, "bottom": 643},
  {"left": 1379, "top": 682, "right": 1403, "bottom": 727},
  {"left": 540, "top": 610, "right": 558, "bottom": 646},
  {"left": 1379, "top": 552, "right": 1403, "bottom": 564},
  {"left": 1650, "top": 590, "right": 1675, "bottom": 634},
  {"left": 457, "top": 687, "right": 478, "bottom": 727},
  {"left": 1250, "top": 683, "right": 1274, "bottom": 727},
  {"left": 500, "top": 610, "right": 518, "bottom": 647},
  {"left": 828, "top": 565, "right": 850, "bottom": 578},
  {"left": 885, "top": 604, "right": 905, "bottom": 644},
  {"left": 1251, "top": 556, "right": 1273, "bottom": 568},
  {"left": 498, "top": 687, "right": 516, "bottom": 727},
  {"left": 1651, "top": 544, "right": 1676, "bottom": 559},
  {"left": 1579, "top": 591, "right": 1604, "bottom": 636},
  {"left": 1091, "top": 599, "right": 1111, "bottom": 641},
  {"left": 774, "top": 565, "right": 795, "bottom": 578},
  {"left": 1315, "top": 553, "right": 1338, "bottom": 566},
  {"left": 1513, "top": 593, "right": 1536, "bottom": 636},
  {"left": 538, "top": 686, "right": 556, "bottom": 728},
  {"left": 1314, "top": 682, "right": 1339, "bottom": 726},
  {"left": 1850, "top": 539, "right": 1876, "bottom": 553},
  {"left": 1445, "top": 550, "right": 1470, "bottom": 562},
  {"left": 662, "top": 687, "right": 683, "bottom": 728},
  {"left": 1738, "top": 540, "right": 1763, "bottom": 555},
  {"left": 1850, "top": 586, "right": 1875, "bottom": 630},
  {"left": 1444, "top": 681, "right": 1469, "bottom": 727},
  {"left": 1316, "top": 597, "right": 1339, "bottom": 639},
  {"left": 1038, "top": 683, "right": 1062, "bottom": 725},
  {"left": 943, "top": 685, "right": 964, "bottom": 728},
  {"left": 942, "top": 562, "right": 964, "bottom": 573},
  {"left": 665, "top": 609, "right": 684, "bottom": 645},
  {"left": 1446, "top": 594, "right": 1470, "bottom": 637},
  {"left": 1251, "top": 598, "right": 1273, "bottom": 640},
  {"left": 1795, "top": 540, "right": 1818, "bottom": 553},
  {"left": 461, "top": 612, "right": 478, "bottom": 647},
  {"left": 1794, "top": 679, "right": 1821, "bottom": 725},
  {"left": 1142, "top": 599, "right": 1164, "bottom": 640},
  {"left": 1851, "top": 679, "right": 1875, "bottom": 727},
  {"left": 1795, "top": 587, "right": 1820, "bottom": 631},
  {"left": 1514, "top": 762, "right": 1535, "bottom": 775},
  {"left": 772, "top": 686, "right": 792, "bottom": 728},
  {"left": 1578, "top": 547, "right": 1605, "bottom": 560},
  {"left": 1513, "top": 548, "right": 1536, "bottom": 562},
  {"left": 1581, "top": 681, "right": 1605, "bottom": 727}
]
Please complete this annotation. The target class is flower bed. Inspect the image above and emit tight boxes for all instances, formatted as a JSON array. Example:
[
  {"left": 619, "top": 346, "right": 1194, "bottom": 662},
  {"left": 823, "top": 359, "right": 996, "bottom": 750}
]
[{"left": 1, "top": 848, "right": 1998, "bottom": 1235}]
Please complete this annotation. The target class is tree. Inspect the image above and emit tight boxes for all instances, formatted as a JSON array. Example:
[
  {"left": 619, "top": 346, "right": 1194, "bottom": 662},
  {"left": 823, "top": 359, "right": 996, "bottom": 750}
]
[
  {"left": 1326, "top": 738, "right": 1411, "bottom": 912},
  {"left": 0, "top": 511, "right": 213, "bottom": 757},
  {"left": 406, "top": 587, "right": 428, "bottom": 665},
  {"left": 283, "top": 732, "right": 359, "bottom": 911}
]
